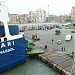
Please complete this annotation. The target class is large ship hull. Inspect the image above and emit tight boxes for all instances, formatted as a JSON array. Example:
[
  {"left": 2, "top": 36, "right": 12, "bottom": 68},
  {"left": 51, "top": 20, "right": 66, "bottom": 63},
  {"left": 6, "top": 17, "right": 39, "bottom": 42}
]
[{"left": 0, "top": 37, "right": 27, "bottom": 72}]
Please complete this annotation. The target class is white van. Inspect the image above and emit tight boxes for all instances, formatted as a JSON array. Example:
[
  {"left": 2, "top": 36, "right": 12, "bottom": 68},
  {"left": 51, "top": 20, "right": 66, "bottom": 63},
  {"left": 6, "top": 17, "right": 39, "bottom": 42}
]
[{"left": 65, "top": 34, "right": 72, "bottom": 41}]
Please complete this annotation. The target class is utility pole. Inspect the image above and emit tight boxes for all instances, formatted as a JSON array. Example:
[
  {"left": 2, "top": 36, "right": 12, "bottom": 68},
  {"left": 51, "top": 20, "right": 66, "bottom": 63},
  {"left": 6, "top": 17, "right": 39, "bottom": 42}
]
[
  {"left": 41, "top": 11, "right": 42, "bottom": 23},
  {"left": 48, "top": 5, "right": 49, "bottom": 22}
]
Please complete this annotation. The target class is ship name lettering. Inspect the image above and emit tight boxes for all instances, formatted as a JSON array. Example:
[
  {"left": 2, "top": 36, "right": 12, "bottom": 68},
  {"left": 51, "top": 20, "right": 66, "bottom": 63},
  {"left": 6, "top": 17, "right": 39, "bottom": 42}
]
[
  {"left": 0, "top": 48, "right": 15, "bottom": 54},
  {"left": 1, "top": 41, "right": 14, "bottom": 48}
]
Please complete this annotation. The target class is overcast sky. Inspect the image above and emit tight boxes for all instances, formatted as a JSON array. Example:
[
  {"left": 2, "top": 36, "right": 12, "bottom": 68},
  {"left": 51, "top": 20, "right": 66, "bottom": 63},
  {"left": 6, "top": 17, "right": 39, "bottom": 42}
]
[{"left": 5, "top": 0, "right": 75, "bottom": 15}]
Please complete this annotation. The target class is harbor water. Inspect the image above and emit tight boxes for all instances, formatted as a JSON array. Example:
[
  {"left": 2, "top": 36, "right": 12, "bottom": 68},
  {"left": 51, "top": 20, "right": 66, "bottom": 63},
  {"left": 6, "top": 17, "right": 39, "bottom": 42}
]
[{"left": 1, "top": 58, "right": 59, "bottom": 75}]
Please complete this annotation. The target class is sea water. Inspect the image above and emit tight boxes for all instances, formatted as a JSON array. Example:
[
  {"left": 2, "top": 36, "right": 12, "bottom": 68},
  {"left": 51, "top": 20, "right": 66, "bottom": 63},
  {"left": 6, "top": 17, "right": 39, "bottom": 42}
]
[{"left": 1, "top": 58, "right": 59, "bottom": 75}]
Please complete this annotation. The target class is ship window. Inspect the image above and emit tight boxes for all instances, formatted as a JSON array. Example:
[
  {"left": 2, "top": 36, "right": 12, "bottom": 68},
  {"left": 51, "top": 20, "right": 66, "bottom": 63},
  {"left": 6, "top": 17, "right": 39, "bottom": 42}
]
[
  {"left": 4, "top": 37, "right": 7, "bottom": 41},
  {"left": 0, "top": 35, "right": 2, "bottom": 37},
  {"left": 0, "top": 21, "right": 5, "bottom": 37}
]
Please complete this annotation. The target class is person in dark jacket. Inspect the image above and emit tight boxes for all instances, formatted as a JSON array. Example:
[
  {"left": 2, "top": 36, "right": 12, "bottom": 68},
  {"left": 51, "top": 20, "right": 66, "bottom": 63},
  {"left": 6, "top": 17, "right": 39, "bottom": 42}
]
[
  {"left": 52, "top": 39, "right": 54, "bottom": 43},
  {"left": 44, "top": 45, "right": 47, "bottom": 49},
  {"left": 64, "top": 47, "right": 65, "bottom": 51},
  {"left": 61, "top": 47, "right": 63, "bottom": 51}
]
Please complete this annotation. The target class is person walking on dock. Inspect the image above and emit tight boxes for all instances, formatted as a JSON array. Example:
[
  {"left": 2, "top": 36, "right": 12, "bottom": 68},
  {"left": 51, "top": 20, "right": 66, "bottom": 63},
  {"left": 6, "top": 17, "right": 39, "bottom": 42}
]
[
  {"left": 44, "top": 45, "right": 47, "bottom": 49},
  {"left": 61, "top": 47, "right": 63, "bottom": 51},
  {"left": 64, "top": 47, "right": 65, "bottom": 51},
  {"left": 52, "top": 39, "right": 54, "bottom": 43}
]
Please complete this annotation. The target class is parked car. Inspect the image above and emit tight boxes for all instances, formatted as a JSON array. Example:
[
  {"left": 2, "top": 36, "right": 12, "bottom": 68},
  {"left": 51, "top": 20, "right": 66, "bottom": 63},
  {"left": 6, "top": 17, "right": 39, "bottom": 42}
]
[
  {"left": 65, "top": 34, "right": 72, "bottom": 41},
  {"left": 71, "top": 31, "right": 75, "bottom": 33},
  {"left": 57, "top": 40, "right": 62, "bottom": 44}
]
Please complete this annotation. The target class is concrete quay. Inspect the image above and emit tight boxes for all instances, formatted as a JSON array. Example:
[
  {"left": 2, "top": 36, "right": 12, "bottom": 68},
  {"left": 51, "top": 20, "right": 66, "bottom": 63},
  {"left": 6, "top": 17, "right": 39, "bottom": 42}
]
[
  {"left": 24, "top": 29, "right": 75, "bottom": 75},
  {"left": 38, "top": 50, "right": 74, "bottom": 75}
]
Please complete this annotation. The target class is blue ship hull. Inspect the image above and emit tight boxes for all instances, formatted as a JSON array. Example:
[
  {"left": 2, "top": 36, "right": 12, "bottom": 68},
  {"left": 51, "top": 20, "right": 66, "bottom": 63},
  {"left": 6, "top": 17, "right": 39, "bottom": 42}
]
[{"left": 0, "top": 37, "right": 27, "bottom": 72}]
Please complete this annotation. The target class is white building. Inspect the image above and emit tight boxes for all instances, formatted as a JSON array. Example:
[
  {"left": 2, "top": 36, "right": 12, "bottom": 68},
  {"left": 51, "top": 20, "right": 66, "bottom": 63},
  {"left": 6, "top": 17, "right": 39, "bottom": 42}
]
[
  {"left": 19, "top": 14, "right": 29, "bottom": 24},
  {"left": 46, "top": 15, "right": 71, "bottom": 22},
  {"left": 29, "top": 11, "right": 35, "bottom": 23},
  {"left": 8, "top": 14, "right": 19, "bottom": 24},
  {"left": 35, "top": 8, "right": 46, "bottom": 23}
]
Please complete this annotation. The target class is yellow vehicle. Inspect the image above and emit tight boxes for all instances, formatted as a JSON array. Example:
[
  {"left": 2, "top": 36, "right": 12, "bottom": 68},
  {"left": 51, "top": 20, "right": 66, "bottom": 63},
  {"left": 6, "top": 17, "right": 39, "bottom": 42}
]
[
  {"left": 27, "top": 46, "right": 45, "bottom": 55},
  {"left": 57, "top": 40, "right": 62, "bottom": 44}
]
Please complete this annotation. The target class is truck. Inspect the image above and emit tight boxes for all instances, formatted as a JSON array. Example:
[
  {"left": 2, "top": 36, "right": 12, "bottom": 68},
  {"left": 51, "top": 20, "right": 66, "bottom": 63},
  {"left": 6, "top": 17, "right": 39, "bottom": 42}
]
[{"left": 55, "top": 30, "right": 61, "bottom": 35}]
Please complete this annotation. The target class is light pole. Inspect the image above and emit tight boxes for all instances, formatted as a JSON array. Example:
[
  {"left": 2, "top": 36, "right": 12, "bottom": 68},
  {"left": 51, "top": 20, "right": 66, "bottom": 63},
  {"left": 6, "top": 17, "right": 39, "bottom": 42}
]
[
  {"left": 48, "top": 5, "right": 49, "bottom": 22},
  {"left": 41, "top": 11, "right": 42, "bottom": 23}
]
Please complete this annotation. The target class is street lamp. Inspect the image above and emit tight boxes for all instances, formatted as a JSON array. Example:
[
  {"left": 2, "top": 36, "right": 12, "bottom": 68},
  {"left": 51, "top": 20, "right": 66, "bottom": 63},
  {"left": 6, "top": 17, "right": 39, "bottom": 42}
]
[{"left": 48, "top": 5, "right": 49, "bottom": 22}]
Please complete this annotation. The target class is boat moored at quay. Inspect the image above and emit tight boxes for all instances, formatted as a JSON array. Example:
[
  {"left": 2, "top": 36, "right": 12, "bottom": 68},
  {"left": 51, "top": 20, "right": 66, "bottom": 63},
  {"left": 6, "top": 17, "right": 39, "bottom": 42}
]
[{"left": 0, "top": 1, "right": 27, "bottom": 72}]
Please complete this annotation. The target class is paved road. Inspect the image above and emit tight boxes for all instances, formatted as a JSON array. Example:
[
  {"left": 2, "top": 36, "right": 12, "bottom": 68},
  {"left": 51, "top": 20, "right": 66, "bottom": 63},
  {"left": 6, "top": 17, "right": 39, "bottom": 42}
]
[{"left": 24, "top": 29, "right": 75, "bottom": 54}]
